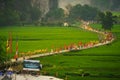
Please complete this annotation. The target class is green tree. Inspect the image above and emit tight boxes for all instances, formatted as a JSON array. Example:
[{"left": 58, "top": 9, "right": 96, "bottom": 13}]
[
  {"left": 46, "top": 8, "right": 64, "bottom": 21},
  {"left": 14, "top": 0, "right": 32, "bottom": 25},
  {"left": 98, "top": 11, "right": 116, "bottom": 30},
  {"left": 69, "top": 4, "right": 99, "bottom": 21},
  {"left": 31, "top": 6, "right": 41, "bottom": 23},
  {"left": 44, "top": 8, "right": 65, "bottom": 25},
  {"left": 14, "top": 0, "right": 41, "bottom": 25},
  {"left": 0, "top": 0, "right": 20, "bottom": 26}
]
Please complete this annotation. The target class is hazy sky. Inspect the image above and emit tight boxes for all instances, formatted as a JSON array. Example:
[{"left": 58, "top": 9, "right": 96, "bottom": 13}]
[{"left": 59, "top": 0, "right": 90, "bottom": 9}]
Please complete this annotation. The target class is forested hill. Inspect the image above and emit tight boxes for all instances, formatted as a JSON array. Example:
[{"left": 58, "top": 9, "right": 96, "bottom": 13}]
[
  {"left": 0, "top": 0, "right": 119, "bottom": 26},
  {"left": 59, "top": 0, "right": 120, "bottom": 11}
]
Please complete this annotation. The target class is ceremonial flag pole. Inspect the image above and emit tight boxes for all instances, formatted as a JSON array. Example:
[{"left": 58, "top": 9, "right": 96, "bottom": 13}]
[
  {"left": 9, "top": 32, "right": 12, "bottom": 68},
  {"left": 6, "top": 39, "right": 10, "bottom": 54},
  {"left": 6, "top": 32, "right": 12, "bottom": 69},
  {"left": 9, "top": 32, "right": 12, "bottom": 54},
  {"left": 14, "top": 37, "right": 19, "bottom": 80},
  {"left": 14, "top": 38, "right": 18, "bottom": 61},
  {"left": 6, "top": 39, "right": 10, "bottom": 69}
]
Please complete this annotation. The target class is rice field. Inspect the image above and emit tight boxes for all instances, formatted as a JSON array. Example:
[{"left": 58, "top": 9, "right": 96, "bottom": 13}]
[
  {"left": 0, "top": 24, "right": 120, "bottom": 80},
  {"left": 0, "top": 26, "right": 98, "bottom": 54},
  {"left": 34, "top": 24, "right": 120, "bottom": 80}
]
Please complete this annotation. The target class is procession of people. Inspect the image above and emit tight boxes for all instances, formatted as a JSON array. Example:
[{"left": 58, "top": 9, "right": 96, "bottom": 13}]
[{"left": 0, "top": 20, "right": 114, "bottom": 80}]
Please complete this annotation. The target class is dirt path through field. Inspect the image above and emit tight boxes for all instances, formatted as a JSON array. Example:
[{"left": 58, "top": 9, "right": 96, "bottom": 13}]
[{"left": 11, "top": 21, "right": 115, "bottom": 62}]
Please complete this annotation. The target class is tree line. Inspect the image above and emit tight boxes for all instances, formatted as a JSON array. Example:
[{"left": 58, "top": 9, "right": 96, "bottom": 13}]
[
  {"left": 0, "top": 0, "right": 119, "bottom": 30},
  {"left": 0, "top": 0, "right": 41, "bottom": 26}
]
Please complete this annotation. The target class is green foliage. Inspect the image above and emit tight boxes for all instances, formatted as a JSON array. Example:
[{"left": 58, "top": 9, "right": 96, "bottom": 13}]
[
  {"left": 14, "top": 0, "right": 31, "bottom": 25},
  {"left": 50, "top": 8, "right": 64, "bottom": 18},
  {"left": 112, "top": 12, "right": 120, "bottom": 16},
  {"left": 0, "top": 0, "right": 42, "bottom": 26},
  {"left": 112, "top": 12, "right": 120, "bottom": 24},
  {"left": 0, "top": 0, "right": 20, "bottom": 26},
  {"left": 31, "top": 6, "right": 41, "bottom": 22},
  {"left": 44, "top": 8, "right": 65, "bottom": 26},
  {"left": 14, "top": 0, "right": 41, "bottom": 25},
  {"left": 69, "top": 4, "right": 99, "bottom": 21},
  {"left": 98, "top": 11, "right": 116, "bottom": 30},
  {"left": 0, "top": 37, "right": 7, "bottom": 64}
]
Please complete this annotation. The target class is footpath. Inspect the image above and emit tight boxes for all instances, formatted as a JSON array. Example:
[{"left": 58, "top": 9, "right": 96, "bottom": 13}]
[{"left": 11, "top": 22, "right": 115, "bottom": 62}]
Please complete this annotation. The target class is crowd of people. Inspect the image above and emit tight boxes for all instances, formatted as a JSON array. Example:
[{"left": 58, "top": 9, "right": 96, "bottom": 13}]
[{"left": 49, "top": 21, "right": 114, "bottom": 54}]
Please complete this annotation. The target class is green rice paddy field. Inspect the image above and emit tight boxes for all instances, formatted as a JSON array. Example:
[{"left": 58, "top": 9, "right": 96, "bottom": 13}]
[
  {"left": 34, "top": 24, "right": 120, "bottom": 80},
  {"left": 0, "top": 26, "right": 98, "bottom": 53},
  {"left": 0, "top": 24, "right": 120, "bottom": 80}
]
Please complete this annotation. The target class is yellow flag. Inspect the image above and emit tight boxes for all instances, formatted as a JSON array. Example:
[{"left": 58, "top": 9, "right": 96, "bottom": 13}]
[{"left": 6, "top": 39, "right": 9, "bottom": 53}]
